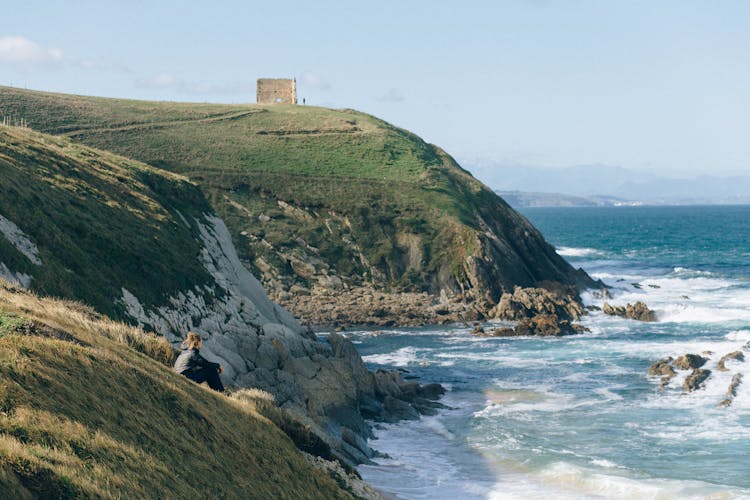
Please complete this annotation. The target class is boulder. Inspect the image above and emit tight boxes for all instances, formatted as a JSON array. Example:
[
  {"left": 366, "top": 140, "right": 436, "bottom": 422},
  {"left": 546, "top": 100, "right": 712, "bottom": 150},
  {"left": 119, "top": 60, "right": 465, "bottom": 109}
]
[
  {"left": 674, "top": 354, "right": 708, "bottom": 370},
  {"left": 718, "top": 351, "right": 745, "bottom": 372},
  {"left": 383, "top": 396, "right": 420, "bottom": 422},
  {"left": 648, "top": 357, "right": 677, "bottom": 386},
  {"left": 683, "top": 368, "right": 711, "bottom": 392},
  {"left": 471, "top": 324, "right": 485, "bottom": 335},
  {"left": 418, "top": 383, "right": 446, "bottom": 401},
  {"left": 515, "top": 314, "right": 583, "bottom": 337},
  {"left": 720, "top": 373, "right": 743, "bottom": 407},
  {"left": 603, "top": 301, "right": 656, "bottom": 321},
  {"left": 491, "top": 286, "right": 584, "bottom": 322}
]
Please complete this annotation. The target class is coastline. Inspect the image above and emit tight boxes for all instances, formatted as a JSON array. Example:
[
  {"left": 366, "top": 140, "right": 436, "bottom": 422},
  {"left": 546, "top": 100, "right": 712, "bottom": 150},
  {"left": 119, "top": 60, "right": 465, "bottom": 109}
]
[{"left": 278, "top": 286, "right": 484, "bottom": 329}]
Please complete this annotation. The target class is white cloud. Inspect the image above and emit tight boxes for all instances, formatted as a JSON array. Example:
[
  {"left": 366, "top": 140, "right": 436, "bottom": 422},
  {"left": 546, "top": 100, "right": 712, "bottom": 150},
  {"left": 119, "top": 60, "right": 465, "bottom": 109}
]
[
  {"left": 135, "top": 72, "right": 177, "bottom": 88},
  {"left": 300, "top": 71, "right": 331, "bottom": 91},
  {"left": 377, "top": 88, "right": 405, "bottom": 103},
  {"left": 0, "top": 36, "right": 62, "bottom": 65}
]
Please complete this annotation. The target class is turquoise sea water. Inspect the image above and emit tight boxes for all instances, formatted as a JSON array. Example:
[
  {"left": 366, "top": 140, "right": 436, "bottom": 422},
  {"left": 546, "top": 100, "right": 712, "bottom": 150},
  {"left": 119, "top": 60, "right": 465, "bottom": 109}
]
[{"left": 356, "top": 206, "right": 750, "bottom": 499}]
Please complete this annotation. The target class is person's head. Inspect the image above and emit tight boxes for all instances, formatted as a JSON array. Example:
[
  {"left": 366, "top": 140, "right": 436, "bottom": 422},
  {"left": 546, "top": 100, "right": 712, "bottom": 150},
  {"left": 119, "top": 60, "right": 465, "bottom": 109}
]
[{"left": 183, "top": 332, "right": 202, "bottom": 350}]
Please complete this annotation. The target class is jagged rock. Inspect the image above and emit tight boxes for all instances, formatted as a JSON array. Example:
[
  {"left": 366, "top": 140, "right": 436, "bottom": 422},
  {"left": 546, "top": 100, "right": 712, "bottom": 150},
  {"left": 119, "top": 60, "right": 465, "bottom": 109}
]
[
  {"left": 683, "top": 368, "right": 711, "bottom": 392},
  {"left": 720, "top": 373, "right": 744, "bottom": 407},
  {"left": 603, "top": 301, "right": 656, "bottom": 321},
  {"left": 476, "top": 327, "right": 515, "bottom": 337},
  {"left": 418, "top": 383, "right": 446, "bottom": 401},
  {"left": 674, "top": 354, "right": 708, "bottom": 370},
  {"left": 383, "top": 396, "right": 420, "bottom": 422},
  {"left": 718, "top": 351, "right": 745, "bottom": 372},
  {"left": 281, "top": 286, "right": 482, "bottom": 328},
  {"left": 515, "top": 314, "right": 585, "bottom": 337},
  {"left": 471, "top": 324, "right": 485, "bottom": 335},
  {"left": 475, "top": 315, "right": 588, "bottom": 338},
  {"left": 491, "top": 286, "right": 584, "bottom": 321},
  {"left": 648, "top": 357, "right": 677, "bottom": 386}
]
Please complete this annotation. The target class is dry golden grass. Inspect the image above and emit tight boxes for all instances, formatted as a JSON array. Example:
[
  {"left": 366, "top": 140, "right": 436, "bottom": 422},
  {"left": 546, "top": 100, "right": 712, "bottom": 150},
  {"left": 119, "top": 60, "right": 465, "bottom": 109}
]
[{"left": 0, "top": 280, "right": 353, "bottom": 499}]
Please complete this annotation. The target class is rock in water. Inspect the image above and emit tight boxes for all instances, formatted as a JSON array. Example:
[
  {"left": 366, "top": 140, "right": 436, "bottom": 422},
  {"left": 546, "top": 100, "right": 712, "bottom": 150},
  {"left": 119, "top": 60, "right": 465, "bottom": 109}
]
[
  {"left": 674, "top": 353, "right": 708, "bottom": 370},
  {"left": 720, "top": 373, "right": 744, "bottom": 407},
  {"left": 602, "top": 301, "right": 656, "bottom": 321},
  {"left": 648, "top": 357, "right": 677, "bottom": 386},
  {"left": 515, "top": 314, "right": 585, "bottom": 337},
  {"left": 491, "top": 286, "right": 585, "bottom": 321},
  {"left": 683, "top": 368, "right": 711, "bottom": 392},
  {"left": 717, "top": 351, "right": 745, "bottom": 372}
]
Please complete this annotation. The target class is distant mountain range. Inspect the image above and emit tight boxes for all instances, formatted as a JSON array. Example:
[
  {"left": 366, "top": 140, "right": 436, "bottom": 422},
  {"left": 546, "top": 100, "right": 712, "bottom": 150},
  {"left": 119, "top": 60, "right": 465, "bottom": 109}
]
[
  {"left": 464, "top": 161, "right": 750, "bottom": 206},
  {"left": 496, "top": 191, "right": 641, "bottom": 208}
]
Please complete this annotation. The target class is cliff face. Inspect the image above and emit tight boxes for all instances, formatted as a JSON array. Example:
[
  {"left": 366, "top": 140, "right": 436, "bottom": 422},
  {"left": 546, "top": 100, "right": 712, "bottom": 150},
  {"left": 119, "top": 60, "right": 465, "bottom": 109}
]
[
  {"left": 0, "top": 86, "right": 593, "bottom": 318},
  {"left": 0, "top": 126, "right": 438, "bottom": 465}
]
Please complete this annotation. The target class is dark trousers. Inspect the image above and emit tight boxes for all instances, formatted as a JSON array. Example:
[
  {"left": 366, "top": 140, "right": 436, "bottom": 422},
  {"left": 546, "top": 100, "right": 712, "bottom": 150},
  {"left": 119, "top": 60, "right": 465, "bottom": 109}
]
[{"left": 184, "top": 367, "right": 225, "bottom": 392}]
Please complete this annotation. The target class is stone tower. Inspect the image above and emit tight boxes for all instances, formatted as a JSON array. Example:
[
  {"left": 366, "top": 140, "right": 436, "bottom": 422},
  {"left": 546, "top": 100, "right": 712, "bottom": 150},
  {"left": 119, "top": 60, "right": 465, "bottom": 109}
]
[{"left": 256, "top": 78, "right": 297, "bottom": 104}]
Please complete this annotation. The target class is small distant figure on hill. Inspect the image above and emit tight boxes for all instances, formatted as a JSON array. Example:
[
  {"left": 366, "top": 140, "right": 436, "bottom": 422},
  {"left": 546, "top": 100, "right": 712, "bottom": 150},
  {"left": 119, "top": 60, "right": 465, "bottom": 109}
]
[
  {"left": 303, "top": 98, "right": 306, "bottom": 105},
  {"left": 173, "top": 332, "right": 225, "bottom": 392}
]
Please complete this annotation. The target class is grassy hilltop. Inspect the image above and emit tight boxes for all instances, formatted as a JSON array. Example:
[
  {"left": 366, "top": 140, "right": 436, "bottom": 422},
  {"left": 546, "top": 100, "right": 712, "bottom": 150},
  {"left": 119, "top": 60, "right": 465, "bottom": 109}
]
[
  {"left": 0, "top": 86, "right": 587, "bottom": 310},
  {"left": 0, "top": 280, "right": 355, "bottom": 498}
]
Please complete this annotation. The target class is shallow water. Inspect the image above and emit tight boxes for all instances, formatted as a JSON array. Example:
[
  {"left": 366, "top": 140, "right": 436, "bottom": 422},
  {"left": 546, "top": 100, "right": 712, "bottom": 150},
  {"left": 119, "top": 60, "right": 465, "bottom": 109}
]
[{"left": 356, "top": 206, "right": 750, "bottom": 499}]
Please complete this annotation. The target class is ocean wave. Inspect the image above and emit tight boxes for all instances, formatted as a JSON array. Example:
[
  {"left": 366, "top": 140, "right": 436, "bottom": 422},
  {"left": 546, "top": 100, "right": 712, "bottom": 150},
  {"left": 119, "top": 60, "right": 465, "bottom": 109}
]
[
  {"left": 362, "top": 346, "right": 420, "bottom": 367},
  {"left": 725, "top": 330, "right": 750, "bottom": 342},
  {"left": 672, "top": 266, "right": 714, "bottom": 277},
  {"left": 526, "top": 461, "right": 749, "bottom": 500},
  {"left": 556, "top": 246, "right": 602, "bottom": 257}
]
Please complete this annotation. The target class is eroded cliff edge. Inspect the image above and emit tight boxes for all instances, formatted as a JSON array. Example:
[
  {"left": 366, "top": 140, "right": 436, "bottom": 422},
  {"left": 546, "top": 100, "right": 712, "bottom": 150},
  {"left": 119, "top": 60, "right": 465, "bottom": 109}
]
[{"left": 0, "top": 125, "right": 444, "bottom": 466}]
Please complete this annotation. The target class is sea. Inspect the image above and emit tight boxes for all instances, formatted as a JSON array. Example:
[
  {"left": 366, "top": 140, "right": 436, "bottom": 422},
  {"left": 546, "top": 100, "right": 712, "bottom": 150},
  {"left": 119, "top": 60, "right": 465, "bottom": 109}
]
[{"left": 354, "top": 205, "right": 750, "bottom": 499}]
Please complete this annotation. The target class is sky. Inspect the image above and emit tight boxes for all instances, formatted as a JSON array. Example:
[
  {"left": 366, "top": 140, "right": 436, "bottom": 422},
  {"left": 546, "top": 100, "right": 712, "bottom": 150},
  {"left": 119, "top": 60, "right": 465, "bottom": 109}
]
[{"left": 2, "top": 0, "right": 749, "bottom": 177}]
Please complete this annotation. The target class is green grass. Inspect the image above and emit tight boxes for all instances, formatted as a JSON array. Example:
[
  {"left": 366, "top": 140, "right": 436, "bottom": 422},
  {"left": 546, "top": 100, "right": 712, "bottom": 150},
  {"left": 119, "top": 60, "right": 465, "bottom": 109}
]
[
  {"left": 0, "top": 282, "right": 353, "bottom": 498},
  {"left": 0, "top": 125, "right": 218, "bottom": 319},
  {"left": 0, "top": 85, "right": 579, "bottom": 299}
]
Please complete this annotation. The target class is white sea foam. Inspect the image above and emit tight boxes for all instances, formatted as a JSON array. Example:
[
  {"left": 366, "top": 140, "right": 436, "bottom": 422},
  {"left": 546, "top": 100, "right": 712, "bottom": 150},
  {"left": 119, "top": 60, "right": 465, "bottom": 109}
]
[
  {"left": 525, "top": 461, "right": 749, "bottom": 500},
  {"left": 725, "top": 330, "right": 750, "bottom": 342},
  {"left": 362, "top": 346, "right": 420, "bottom": 366},
  {"left": 556, "top": 246, "right": 602, "bottom": 257}
]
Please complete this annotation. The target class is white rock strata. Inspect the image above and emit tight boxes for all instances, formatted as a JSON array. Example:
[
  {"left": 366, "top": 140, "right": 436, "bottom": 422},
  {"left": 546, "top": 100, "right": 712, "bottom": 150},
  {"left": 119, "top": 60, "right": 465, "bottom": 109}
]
[{"left": 0, "top": 214, "right": 42, "bottom": 265}]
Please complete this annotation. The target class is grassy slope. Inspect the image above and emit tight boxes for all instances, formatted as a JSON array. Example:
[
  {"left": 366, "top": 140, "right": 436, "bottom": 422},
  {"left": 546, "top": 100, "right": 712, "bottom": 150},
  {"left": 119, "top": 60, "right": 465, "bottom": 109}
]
[
  {"left": 0, "top": 281, "right": 352, "bottom": 498},
  {"left": 0, "top": 124, "right": 217, "bottom": 318},
  {"left": 0, "top": 86, "right": 578, "bottom": 301}
]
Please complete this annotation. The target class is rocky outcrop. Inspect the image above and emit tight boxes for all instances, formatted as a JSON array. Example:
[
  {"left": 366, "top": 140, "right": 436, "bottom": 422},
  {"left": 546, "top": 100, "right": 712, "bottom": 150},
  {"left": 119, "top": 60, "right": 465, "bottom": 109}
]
[
  {"left": 648, "top": 357, "right": 677, "bottom": 386},
  {"left": 603, "top": 301, "right": 656, "bottom": 321},
  {"left": 648, "top": 353, "right": 711, "bottom": 391},
  {"left": 474, "top": 315, "right": 589, "bottom": 338},
  {"left": 649, "top": 350, "right": 747, "bottom": 402},
  {"left": 121, "top": 215, "right": 443, "bottom": 466},
  {"left": 673, "top": 354, "right": 708, "bottom": 370},
  {"left": 490, "top": 285, "right": 584, "bottom": 321},
  {"left": 473, "top": 285, "right": 590, "bottom": 337},
  {"left": 683, "top": 368, "right": 711, "bottom": 392},
  {"left": 718, "top": 351, "right": 744, "bottom": 371},
  {"left": 720, "top": 373, "right": 744, "bottom": 407},
  {"left": 281, "top": 286, "right": 482, "bottom": 328}
]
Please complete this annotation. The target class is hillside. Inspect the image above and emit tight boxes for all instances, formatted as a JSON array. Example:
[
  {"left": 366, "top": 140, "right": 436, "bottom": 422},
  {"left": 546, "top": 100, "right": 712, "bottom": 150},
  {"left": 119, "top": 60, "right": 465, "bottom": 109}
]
[
  {"left": 0, "top": 280, "right": 359, "bottom": 498},
  {"left": 0, "top": 86, "right": 593, "bottom": 322},
  {"left": 0, "top": 124, "right": 448, "bottom": 467}
]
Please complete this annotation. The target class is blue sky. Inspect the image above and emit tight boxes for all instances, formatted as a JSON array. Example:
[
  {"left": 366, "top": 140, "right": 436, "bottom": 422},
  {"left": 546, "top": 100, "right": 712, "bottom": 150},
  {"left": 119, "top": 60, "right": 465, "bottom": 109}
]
[{"left": 2, "top": 0, "right": 749, "bottom": 176}]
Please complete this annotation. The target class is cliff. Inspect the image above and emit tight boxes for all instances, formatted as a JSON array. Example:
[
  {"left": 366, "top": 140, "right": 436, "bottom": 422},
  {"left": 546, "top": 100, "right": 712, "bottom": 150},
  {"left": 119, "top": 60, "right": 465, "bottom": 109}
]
[
  {"left": 0, "top": 86, "right": 594, "bottom": 324},
  {"left": 0, "top": 125, "right": 441, "bottom": 467}
]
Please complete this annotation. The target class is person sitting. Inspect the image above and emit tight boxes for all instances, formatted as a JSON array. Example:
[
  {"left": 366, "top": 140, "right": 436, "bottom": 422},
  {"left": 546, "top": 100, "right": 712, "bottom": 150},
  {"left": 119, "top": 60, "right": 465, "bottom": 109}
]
[{"left": 173, "top": 332, "right": 225, "bottom": 392}]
